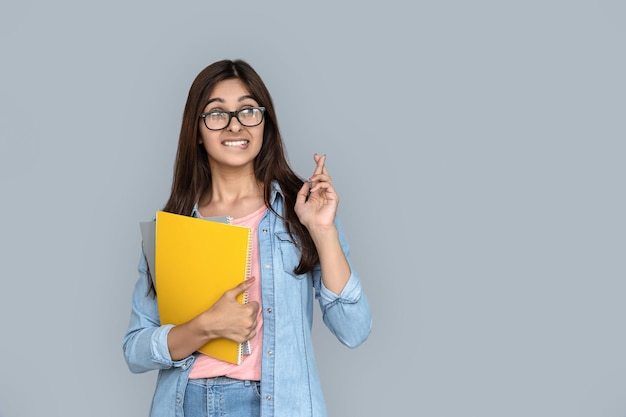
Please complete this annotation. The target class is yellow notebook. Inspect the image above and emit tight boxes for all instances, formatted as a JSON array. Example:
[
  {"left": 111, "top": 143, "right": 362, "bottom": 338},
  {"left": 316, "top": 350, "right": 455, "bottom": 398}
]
[{"left": 154, "top": 210, "right": 252, "bottom": 365}]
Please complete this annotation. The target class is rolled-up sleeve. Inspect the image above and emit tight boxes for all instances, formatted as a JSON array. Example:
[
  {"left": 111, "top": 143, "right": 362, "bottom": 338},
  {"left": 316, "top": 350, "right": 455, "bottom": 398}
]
[
  {"left": 122, "top": 252, "right": 194, "bottom": 373},
  {"left": 315, "top": 220, "right": 372, "bottom": 348},
  {"left": 318, "top": 272, "right": 372, "bottom": 348}
]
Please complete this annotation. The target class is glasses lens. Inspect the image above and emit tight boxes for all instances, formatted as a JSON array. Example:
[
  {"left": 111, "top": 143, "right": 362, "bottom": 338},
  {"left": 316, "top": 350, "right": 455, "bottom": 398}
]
[
  {"left": 204, "top": 111, "right": 230, "bottom": 130},
  {"left": 238, "top": 107, "right": 264, "bottom": 127}
]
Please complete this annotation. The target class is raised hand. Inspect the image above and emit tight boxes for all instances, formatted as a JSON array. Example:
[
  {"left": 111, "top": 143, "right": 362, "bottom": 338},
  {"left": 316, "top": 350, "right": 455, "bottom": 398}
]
[{"left": 295, "top": 153, "right": 339, "bottom": 231}]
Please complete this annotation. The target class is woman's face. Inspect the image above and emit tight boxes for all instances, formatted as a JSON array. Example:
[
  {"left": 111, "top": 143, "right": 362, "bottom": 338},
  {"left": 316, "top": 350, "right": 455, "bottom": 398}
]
[{"left": 198, "top": 78, "right": 264, "bottom": 172}]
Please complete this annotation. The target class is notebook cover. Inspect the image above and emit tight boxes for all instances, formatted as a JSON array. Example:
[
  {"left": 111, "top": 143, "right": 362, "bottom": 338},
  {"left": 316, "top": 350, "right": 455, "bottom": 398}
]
[{"left": 154, "top": 210, "right": 252, "bottom": 364}]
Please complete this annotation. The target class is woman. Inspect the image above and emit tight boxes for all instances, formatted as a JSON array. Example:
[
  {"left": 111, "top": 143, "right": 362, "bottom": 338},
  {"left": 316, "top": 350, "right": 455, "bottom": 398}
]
[{"left": 122, "top": 59, "right": 372, "bottom": 417}]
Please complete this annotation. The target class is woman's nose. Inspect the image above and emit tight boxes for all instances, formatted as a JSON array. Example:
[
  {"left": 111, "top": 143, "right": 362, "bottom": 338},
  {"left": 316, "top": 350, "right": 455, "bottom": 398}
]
[{"left": 227, "top": 115, "right": 242, "bottom": 132}]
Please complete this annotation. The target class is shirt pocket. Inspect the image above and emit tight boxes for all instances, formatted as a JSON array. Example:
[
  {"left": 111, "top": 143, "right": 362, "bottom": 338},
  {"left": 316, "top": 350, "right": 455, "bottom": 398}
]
[{"left": 275, "top": 231, "right": 306, "bottom": 280}]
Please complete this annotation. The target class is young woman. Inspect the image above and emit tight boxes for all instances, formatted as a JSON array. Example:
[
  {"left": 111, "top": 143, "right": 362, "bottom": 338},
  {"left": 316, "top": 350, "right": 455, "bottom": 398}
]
[{"left": 122, "top": 59, "right": 372, "bottom": 417}]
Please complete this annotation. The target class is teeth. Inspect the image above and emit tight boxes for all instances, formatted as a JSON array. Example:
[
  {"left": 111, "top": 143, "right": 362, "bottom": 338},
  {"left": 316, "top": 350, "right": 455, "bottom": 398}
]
[{"left": 224, "top": 140, "right": 248, "bottom": 147}]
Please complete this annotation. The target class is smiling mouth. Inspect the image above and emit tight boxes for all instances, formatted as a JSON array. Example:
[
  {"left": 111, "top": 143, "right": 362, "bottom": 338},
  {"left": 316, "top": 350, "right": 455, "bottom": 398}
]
[{"left": 223, "top": 140, "right": 249, "bottom": 147}]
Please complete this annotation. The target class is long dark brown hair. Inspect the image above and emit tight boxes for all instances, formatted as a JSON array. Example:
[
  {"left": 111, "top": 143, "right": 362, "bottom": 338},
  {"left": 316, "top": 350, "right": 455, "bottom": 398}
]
[{"left": 162, "top": 59, "right": 318, "bottom": 275}]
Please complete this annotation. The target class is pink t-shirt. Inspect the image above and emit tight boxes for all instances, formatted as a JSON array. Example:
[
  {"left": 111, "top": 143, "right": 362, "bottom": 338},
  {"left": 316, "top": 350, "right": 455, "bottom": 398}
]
[{"left": 188, "top": 205, "right": 266, "bottom": 381}]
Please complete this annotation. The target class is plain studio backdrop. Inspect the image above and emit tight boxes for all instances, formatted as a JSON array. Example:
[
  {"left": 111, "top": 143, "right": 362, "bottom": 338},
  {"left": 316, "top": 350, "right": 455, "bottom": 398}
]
[{"left": 0, "top": 1, "right": 625, "bottom": 416}]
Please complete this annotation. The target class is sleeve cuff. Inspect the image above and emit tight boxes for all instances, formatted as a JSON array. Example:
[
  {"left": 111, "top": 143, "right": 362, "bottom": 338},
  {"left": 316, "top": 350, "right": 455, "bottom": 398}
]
[
  {"left": 319, "top": 272, "right": 362, "bottom": 305},
  {"left": 150, "top": 324, "right": 194, "bottom": 368}
]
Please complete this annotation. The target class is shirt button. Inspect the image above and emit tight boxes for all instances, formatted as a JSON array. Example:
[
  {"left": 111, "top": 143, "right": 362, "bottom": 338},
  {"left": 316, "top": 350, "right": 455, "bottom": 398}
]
[
  {"left": 266, "top": 307, "right": 272, "bottom": 313},
  {"left": 262, "top": 228, "right": 268, "bottom": 233},
  {"left": 265, "top": 263, "right": 271, "bottom": 269},
  {"left": 267, "top": 350, "right": 273, "bottom": 356},
  {"left": 266, "top": 395, "right": 272, "bottom": 401}
]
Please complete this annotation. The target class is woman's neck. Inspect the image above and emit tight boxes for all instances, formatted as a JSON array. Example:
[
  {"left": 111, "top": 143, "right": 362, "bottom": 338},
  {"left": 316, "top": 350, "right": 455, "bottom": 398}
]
[{"left": 198, "top": 171, "right": 265, "bottom": 219}]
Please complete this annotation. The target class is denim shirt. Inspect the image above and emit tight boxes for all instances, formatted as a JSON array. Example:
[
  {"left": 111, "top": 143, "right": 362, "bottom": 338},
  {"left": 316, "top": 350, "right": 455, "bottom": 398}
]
[{"left": 122, "top": 182, "right": 372, "bottom": 417}]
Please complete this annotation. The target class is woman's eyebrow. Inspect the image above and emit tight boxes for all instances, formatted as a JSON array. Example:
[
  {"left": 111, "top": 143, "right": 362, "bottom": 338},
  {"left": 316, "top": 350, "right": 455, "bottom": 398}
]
[
  {"left": 206, "top": 95, "right": 256, "bottom": 106},
  {"left": 206, "top": 98, "right": 224, "bottom": 105}
]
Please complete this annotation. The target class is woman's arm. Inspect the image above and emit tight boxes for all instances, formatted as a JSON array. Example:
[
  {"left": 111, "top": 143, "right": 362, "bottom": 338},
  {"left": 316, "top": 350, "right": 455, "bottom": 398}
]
[
  {"left": 295, "top": 154, "right": 372, "bottom": 346},
  {"left": 166, "top": 279, "right": 259, "bottom": 361},
  {"left": 122, "top": 252, "right": 182, "bottom": 373},
  {"left": 314, "top": 220, "right": 372, "bottom": 348},
  {"left": 122, "top": 252, "right": 259, "bottom": 367},
  {"left": 308, "top": 224, "right": 350, "bottom": 295}
]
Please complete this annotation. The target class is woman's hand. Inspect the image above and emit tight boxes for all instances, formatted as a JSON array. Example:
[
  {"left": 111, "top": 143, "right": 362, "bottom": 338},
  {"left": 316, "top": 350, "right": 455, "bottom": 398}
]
[
  {"left": 295, "top": 153, "right": 339, "bottom": 231},
  {"left": 295, "top": 153, "right": 351, "bottom": 295},
  {"left": 200, "top": 278, "right": 259, "bottom": 344},
  {"left": 167, "top": 278, "right": 259, "bottom": 360}
]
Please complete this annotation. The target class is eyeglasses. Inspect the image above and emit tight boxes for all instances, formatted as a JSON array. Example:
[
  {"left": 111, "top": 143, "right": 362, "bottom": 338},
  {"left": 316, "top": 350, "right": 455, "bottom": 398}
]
[{"left": 199, "top": 107, "right": 266, "bottom": 130}]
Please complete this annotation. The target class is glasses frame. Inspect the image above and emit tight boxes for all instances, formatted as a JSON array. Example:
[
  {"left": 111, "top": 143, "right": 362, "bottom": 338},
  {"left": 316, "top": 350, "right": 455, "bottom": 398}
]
[{"left": 199, "top": 106, "right": 266, "bottom": 131}]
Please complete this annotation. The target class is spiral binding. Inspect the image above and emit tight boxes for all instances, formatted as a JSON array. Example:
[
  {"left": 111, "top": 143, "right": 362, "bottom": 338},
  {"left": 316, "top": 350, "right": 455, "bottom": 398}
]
[{"left": 224, "top": 216, "right": 253, "bottom": 362}]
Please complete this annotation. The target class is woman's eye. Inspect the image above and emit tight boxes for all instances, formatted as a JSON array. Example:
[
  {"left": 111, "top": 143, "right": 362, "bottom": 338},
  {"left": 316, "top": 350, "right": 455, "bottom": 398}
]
[{"left": 208, "top": 112, "right": 227, "bottom": 120}]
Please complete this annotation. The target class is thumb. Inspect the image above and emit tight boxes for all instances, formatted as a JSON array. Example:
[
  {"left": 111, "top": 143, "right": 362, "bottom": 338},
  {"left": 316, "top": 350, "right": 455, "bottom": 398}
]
[{"left": 230, "top": 276, "right": 255, "bottom": 296}]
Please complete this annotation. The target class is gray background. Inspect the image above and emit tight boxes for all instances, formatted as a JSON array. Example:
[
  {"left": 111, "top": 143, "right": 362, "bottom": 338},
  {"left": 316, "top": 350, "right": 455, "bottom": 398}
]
[{"left": 1, "top": 1, "right": 625, "bottom": 416}]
